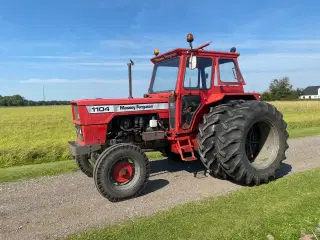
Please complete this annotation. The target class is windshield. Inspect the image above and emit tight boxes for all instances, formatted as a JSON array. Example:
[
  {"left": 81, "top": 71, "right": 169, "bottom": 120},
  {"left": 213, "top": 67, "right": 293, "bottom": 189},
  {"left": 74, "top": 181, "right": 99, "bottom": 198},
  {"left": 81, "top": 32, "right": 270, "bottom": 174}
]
[{"left": 149, "top": 57, "right": 180, "bottom": 93}]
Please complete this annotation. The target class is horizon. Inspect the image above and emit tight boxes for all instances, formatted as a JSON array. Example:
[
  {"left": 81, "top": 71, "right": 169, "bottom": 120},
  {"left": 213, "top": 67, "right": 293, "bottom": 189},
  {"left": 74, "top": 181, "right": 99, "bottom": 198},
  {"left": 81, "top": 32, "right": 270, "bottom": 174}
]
[{"left": 0, "top": 0, "right": 319, "bottom": 101}]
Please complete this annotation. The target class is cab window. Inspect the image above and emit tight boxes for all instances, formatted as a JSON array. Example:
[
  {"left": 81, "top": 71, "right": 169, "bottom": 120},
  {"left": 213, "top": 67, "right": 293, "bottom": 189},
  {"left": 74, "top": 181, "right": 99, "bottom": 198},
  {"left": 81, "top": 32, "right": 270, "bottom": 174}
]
[
  {"left": 218, "top": 58, "right": 239, "bottom": 83},
  {"left": 184, "top": 57, "right": 213, "bottom": 89}
]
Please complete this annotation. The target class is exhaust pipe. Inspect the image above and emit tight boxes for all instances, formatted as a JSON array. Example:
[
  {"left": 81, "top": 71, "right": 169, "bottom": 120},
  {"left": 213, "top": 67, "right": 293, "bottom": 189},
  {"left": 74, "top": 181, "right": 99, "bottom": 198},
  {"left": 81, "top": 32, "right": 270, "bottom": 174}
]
[{"left": 127, "top": 59, "right": 134, "bottom": 98}]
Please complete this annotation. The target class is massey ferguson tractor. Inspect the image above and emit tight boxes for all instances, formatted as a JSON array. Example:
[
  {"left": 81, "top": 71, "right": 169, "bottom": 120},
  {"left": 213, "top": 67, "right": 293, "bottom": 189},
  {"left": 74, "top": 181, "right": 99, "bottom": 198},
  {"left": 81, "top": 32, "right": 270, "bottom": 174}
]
[{"left": 68, "top": 34, "right": 289, "bottom": 202}]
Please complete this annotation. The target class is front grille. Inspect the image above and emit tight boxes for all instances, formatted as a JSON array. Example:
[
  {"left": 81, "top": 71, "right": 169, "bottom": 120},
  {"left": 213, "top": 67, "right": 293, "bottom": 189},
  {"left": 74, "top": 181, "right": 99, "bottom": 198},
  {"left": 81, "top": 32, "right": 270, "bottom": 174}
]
[{"left": 75, "top": 125, "right": 83, "bottom": 141}]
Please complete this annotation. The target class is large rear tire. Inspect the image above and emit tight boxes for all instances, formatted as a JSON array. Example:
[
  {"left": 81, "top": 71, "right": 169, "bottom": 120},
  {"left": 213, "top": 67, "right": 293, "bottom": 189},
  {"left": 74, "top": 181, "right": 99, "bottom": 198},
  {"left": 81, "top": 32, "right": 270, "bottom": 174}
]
[
  {"left": 197, "top": 104, "right": 231, "bottom": 179},
  {"left": 93, "top": 143, "right": 150, "bottom": 202},
  {"left": 198, "top": 100, "right": 289, "bottom": 185}
]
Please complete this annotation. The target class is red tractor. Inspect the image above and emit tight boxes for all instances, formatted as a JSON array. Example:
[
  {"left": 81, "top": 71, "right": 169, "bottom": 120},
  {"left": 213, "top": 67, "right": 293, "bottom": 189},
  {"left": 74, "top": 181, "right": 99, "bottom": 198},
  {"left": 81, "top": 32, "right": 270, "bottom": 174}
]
[{"left": 68, "top": 34, "right": 289, "bottom": 202}]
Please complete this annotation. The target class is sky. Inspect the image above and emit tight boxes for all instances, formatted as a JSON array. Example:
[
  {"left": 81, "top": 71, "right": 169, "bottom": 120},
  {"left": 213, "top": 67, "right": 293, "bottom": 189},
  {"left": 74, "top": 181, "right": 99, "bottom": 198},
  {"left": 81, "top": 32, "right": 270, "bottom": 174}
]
[{"left": 0, "top": 0, "right": 319, "bottom": 101}]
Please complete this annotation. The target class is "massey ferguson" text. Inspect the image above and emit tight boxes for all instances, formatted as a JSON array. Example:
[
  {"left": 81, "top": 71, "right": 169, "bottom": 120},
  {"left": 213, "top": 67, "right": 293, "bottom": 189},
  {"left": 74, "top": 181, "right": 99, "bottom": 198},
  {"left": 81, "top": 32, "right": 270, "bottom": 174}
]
[{"left": 87, "top": 103, "right": 169, "bottom": 114}]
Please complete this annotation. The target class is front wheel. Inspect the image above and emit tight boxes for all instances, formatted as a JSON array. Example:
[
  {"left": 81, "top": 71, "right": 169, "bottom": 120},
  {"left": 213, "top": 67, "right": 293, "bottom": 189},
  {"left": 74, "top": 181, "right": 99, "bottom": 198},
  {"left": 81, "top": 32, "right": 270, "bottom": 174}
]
[
  {"left": 93, "top": 143, "right": 150, "bottom": 202},
  {"left": 75, "top": 155, "right": 94, "bottom": 177}
]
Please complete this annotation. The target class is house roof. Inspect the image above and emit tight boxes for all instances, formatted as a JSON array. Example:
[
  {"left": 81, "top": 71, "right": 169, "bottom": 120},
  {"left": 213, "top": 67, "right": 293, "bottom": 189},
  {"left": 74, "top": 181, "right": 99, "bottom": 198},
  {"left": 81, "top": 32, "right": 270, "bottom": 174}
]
[{"left": 302, "top": 86, "right": 320, "bottom": 95}]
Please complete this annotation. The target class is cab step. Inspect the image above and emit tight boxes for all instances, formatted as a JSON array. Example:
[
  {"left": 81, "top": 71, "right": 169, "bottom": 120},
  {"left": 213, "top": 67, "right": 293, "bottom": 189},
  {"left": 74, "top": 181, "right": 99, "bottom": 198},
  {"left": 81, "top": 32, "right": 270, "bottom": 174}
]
[{"left": 177, "top": 137, "right": 197, "bottom": 161}]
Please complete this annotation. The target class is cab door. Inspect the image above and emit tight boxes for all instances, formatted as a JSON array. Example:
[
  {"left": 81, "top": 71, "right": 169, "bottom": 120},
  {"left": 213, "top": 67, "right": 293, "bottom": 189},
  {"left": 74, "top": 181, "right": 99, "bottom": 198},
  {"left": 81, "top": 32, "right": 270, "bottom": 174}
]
[{"left": 176, "top": 56, "right": 214, "bottom": 132}]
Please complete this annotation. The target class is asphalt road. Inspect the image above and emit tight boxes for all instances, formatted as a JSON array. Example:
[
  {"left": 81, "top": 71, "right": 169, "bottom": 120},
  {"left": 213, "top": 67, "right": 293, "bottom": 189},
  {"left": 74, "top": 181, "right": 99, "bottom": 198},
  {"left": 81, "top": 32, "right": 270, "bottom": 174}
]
[{"left": 1, "top": 136, "right": 320, "bottom": 240}]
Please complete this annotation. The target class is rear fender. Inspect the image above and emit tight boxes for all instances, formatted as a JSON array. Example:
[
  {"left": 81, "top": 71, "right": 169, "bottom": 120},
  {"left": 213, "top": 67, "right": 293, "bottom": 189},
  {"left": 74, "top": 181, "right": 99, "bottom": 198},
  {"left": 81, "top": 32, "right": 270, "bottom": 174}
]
[{"left": 189, "top": 93, "right": 259, "bottom": 133}]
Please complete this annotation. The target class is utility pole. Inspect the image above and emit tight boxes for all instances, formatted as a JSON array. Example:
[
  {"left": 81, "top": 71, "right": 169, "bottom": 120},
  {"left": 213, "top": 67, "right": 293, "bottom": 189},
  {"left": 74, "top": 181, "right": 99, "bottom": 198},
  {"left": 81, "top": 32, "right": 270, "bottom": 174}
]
[{"left": 42, "top": 85, "right": 46, "bottom": 106}]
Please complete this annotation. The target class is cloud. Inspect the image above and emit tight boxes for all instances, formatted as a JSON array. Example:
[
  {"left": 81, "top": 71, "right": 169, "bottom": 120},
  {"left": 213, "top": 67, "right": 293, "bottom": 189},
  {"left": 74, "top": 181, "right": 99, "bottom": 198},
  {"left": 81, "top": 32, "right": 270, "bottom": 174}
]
[
  {"left": 106, "top": 55, "right": 151, "bottom": 59},
  {"left": 100, "top": 40, "right": 139, "bottom": 49},
  {"left": 0, "top": 44, "right": 8, "bottom": 51},
  {"left": 238, "top": 51, "right": 320, "bottom": 92},
  {"left": 74, "top": 62, "right": 128, "bottom": 66},
  {"left": 19, "top": 60, "right": 153, "bottom": 72},
  {"left": 96, "top": 0, "right": 133, "bottom": 9},
  {"left": 198, "top": 38, "right": 320, "bottom": 52},
  {"left": 13, "top": 56, "right": 87, "bottom": 60},
  {"left": 20, "top": 78, "right": 145, "bottom": 84},
  {"left": 68, "top": 61, "right": 153, "bottom": 71},
  {"left": 11, "top": 55, "right": 152, "bottom": 60},
  {"left": 75, "top": 61, "right": 152, "bottom": 68},
  {"left": 239, "top": 52, "right": 320, "bottom": 74},
  {"left": 231, "top": 6, "right": 298, "bottom": 36}
]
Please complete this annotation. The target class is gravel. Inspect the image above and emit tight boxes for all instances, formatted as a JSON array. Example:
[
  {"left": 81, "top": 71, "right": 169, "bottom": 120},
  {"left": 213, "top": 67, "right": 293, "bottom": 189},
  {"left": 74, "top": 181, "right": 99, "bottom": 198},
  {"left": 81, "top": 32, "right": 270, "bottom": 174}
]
[{"left": 1, "top": 136, "right": 320, "bottom": 240}]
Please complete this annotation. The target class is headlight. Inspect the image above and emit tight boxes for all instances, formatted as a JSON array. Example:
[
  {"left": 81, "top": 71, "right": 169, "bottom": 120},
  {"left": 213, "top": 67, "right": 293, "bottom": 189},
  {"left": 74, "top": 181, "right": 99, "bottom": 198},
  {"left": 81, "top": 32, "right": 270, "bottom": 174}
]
[
  {"left": 73, "top": 105, "right": 80, "bottom": 121},
  {"left": 75, "top": 125, "right": 83, "bottom": 141}
]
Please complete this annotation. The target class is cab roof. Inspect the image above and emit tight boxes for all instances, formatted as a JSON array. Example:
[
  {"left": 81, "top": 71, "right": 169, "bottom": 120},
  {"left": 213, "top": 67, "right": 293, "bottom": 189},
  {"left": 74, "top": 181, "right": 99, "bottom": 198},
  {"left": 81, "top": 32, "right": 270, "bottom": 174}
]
[{"left": 150, "top": 45, "right": 240, "bottom": 64}]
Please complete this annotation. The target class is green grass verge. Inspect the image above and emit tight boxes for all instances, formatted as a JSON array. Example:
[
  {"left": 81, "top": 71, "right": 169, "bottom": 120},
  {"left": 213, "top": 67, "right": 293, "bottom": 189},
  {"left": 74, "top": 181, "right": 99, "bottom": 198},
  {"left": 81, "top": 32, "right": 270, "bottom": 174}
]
[
  {"left": 0, "top": 152, "right": 164, "bottom": 183},
  {"left": 66, "top": 168, "right": 320, "bottom": 240},
  {"left": 289, "top": 126, "right": 320, "bottom": 138},
  {"left": 0, "top": 160, "right": 79, "bottom": 183}
]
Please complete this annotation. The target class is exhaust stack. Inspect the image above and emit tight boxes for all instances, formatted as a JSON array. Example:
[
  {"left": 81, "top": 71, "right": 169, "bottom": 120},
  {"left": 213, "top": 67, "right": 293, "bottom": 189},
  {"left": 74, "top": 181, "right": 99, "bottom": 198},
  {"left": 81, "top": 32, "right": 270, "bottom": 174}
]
[{"left": 127, "top": 59, "right": 134, "bottom": 99}]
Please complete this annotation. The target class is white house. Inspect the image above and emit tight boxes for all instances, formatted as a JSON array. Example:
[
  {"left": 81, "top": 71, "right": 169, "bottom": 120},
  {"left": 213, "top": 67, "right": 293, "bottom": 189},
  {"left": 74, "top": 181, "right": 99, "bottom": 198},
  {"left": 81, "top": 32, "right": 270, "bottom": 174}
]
[{"left": 299, "top": 86, "right": 320, "bottom": 99}]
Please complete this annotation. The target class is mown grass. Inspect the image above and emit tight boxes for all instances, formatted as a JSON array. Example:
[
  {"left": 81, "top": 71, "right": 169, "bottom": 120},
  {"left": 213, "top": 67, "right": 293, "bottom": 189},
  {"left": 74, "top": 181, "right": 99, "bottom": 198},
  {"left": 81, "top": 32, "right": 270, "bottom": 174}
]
[
  {"left": 289, "top": 126, "right": 320, "bottom": 139},
  {"left": 0, "top": 101, "right": 320, "bottom": 169},
  {"left": 0, "top": 160, "right": 79, "bottom": 183},
  {"left": 66, "top": 168, "right": 320, "bottom": 240}
]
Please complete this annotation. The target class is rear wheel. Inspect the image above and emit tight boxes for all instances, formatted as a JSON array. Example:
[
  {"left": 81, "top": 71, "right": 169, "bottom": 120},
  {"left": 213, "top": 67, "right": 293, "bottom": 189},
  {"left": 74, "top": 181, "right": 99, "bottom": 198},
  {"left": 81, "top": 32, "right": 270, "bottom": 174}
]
[
  {"left": 197, "top": 105, "right": 231, "bottom": 179},
  {"left": 93, "top": 143, "right": 150, "bottom": 202},
  {"left": 198, "top": 100, "right": 289, "bottom": 185}
]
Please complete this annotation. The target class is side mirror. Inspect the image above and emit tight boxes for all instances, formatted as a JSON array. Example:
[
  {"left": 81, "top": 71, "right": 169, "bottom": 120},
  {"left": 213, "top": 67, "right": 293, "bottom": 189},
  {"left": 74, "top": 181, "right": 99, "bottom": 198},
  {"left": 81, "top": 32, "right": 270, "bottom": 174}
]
[{"left": 189, "top": 56, "right": 197, "bottom": 70}]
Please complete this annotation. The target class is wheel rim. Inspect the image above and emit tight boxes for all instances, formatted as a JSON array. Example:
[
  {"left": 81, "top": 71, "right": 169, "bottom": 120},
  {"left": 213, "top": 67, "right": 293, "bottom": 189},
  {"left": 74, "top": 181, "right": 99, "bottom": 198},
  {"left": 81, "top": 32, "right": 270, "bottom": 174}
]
[
  {"left": 245, "top": 119, "right": 280, "bottom": 169},
  {"left": 245, "top": 123, "right": 261, "bottom": 161},
  {"left": 110, "top": 158, "right": 135, "bottom": 185}
]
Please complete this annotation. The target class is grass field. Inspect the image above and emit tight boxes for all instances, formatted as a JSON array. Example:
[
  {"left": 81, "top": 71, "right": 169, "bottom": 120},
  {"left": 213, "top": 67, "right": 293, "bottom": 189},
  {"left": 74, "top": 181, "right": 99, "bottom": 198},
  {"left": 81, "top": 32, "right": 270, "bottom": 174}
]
[
  {"left": 0, "top": 106, "right": 74, "bottom": 168},
  {"left": 1, "top": 101, "right": 320, "bottom": 169},
  {"left": 66, "top": 168, "right": 320, "bottom": 240}
]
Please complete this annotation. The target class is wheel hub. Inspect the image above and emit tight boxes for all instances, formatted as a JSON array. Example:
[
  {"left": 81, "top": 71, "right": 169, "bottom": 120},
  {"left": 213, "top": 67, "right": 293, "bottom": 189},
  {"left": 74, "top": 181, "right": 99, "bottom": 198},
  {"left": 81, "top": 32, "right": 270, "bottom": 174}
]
[
  {"left": 113, "top": 161, "right": 133, "bottom": 183},
  {"left": 245, "top": 124, "right": 261, "bottom": 161}
]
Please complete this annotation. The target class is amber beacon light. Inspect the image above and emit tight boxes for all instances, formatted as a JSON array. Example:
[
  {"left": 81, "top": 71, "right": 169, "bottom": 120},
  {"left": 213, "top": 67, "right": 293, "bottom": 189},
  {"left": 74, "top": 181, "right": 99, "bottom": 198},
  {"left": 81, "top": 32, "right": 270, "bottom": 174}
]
[
  {"left": 154, "top": 49, "right": 159, "bottom": 56},
  {"left": 187, "top": 33, "right": 194, "bottom": 42}
]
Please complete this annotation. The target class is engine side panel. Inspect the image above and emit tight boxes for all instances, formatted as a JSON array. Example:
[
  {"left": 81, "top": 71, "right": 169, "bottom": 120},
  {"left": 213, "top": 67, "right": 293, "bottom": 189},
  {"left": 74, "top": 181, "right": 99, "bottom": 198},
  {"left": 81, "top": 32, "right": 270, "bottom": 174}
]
[
  {"left": 76, "top": 102, "right": 169, "bottom": 126},
  {"left": 72, "top": 101, "right": 170, "bottom": 148}
]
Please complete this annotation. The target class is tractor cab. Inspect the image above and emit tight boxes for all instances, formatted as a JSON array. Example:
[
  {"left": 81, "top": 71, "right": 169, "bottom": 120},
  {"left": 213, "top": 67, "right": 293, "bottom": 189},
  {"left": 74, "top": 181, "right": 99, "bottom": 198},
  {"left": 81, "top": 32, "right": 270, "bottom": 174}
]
[{"left": 145, "top": 33, "right": 251, "bottom": 135}]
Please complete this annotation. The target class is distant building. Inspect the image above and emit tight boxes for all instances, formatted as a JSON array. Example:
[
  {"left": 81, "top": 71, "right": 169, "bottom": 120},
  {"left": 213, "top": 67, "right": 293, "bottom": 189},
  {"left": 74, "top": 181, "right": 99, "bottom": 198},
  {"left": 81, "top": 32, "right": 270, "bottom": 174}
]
[{"left": 299, "top": 86, "right": 320, "bottom": 99}]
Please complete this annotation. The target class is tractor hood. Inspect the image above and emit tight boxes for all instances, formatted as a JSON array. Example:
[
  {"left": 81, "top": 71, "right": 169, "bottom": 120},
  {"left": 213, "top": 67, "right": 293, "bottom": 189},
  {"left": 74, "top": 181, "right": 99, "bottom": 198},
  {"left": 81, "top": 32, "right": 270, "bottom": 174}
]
[
  {"left": 71, "top": 97, "right": 169, "bottom": 115},
  {"left": 72, "top": 97, "right": 168, "bottom": 106}
]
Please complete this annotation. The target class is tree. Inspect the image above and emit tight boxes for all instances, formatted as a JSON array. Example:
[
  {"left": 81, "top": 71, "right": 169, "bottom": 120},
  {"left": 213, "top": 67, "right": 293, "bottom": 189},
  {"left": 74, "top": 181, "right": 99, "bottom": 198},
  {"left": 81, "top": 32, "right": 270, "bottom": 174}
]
[
  {"left": 260, "top": 76, "right": 302, "bottom": 101},
  {"left": 268, "top": 77, "right": 293, "bottom": 100},
  {"left": 10, "top": 94, "right": 25, "bottom": 106},
  {"left": 296, "top": 88, "right": 304, "bottom": 97},
  {"left": 260, "top": 91, "right": 271, "bottom": 101},
  {"left": 0, "top": 94, "right": 70, "bottom": 107}
]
